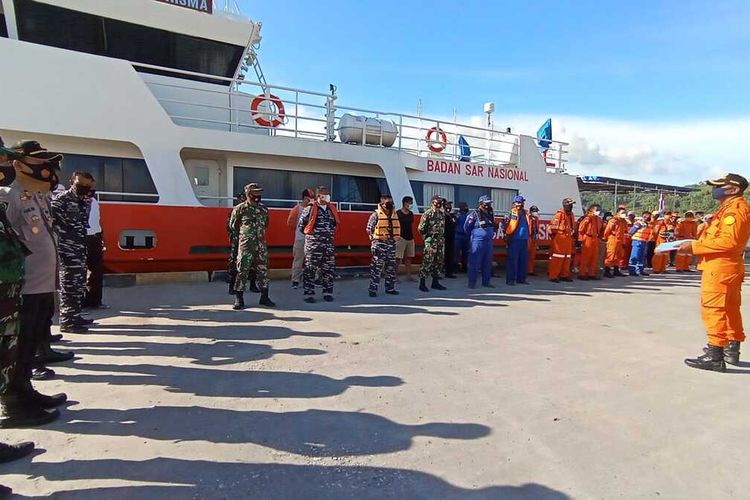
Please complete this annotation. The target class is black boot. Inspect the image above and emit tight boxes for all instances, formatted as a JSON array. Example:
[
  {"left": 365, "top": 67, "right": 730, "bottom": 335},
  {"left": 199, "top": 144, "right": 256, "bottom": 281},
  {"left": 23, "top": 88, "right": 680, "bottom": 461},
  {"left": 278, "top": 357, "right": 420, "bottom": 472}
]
[
  {"left": 36, "top": 346, "right": 74, "bottom": 365},
  {"left": 249, "top": 278, "right": 260, "bottom": 293},
  {"left": 725, "top": 341, "right": 741, "bottom": 366},
  {"left": 431, "top": 278, "right": 447, "bottom": 290},
  {"left": 419, "top": 278, "right": 429, "bottom": 292},
  {"left": 259, "top": 289, "right": 276, "bottom": 307},
  {"left": 613, "top": 268, "right": 625, "bottom": 277},
  {"left": 21, "top": 389, "right": 67, "bottom": 409},
  {"left": 685, "top": 345, "right": 726, "bottom": 372},
  {"left": 0, "top": 441, "right": 34, "bottom": 464},
  {"left": 604, "top": 267, "right": 613, "bottom": 278},
  {"left": 0, "top": 394, "right": 60, "bottom": 429},
  {"left": 233, "top": 292, "right": 245, "bottom": 310}
]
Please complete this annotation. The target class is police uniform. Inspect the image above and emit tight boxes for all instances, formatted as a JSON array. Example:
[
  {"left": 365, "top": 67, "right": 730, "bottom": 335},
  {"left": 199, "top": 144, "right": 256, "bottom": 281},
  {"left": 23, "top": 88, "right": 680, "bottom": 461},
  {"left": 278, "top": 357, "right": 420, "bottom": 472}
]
[
  {"left": 50, "top": 187, "right": 88, "bottom": 328},
  {"left": 367, "top": 204, "right": 400, "bottom": 295},
  {"left": 299, "top": 200, "right": 339, "bottom": 301},
  {"left": 464, "top": 196, "right": 496, "bottom": 288},
  {"left": 684, "top": 174, "right": 750, "bottom": 372}
]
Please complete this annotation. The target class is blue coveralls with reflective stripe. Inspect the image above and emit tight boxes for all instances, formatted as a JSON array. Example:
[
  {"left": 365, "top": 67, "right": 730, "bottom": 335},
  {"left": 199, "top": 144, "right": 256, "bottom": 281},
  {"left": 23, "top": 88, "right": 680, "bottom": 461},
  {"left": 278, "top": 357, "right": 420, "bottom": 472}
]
[
  {"left": 506, "top": 210, "right": 529, "bottom": 284},
  {"left": 465, "top": 209, "right": 495, "bottom": 287}
]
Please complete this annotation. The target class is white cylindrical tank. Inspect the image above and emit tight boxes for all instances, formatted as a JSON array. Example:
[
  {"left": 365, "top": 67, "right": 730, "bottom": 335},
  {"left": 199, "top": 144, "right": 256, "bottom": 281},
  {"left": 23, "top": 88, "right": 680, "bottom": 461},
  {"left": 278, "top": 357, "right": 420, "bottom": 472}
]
[{"left": 338, "top": 113, "right": 398, "bottom": 147}]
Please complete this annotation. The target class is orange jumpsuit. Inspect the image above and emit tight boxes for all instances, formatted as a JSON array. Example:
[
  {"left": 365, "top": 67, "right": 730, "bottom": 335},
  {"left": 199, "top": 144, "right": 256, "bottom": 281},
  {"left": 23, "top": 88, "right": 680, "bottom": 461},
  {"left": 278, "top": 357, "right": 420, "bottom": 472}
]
[
  {"left": 675, "top": 217, "right": 698, "bottom": 270},
  {"left": 651, "top": 219, "right": 676, "bottom": 273},
  {"left": 527, "top": 214, "right": 539, "bottom": 274},
  {"left": 577, "top": 213, "right": 604, "bottom": 278},
  {"left": 603, "top": 217, "right": 628, "bottom": 267},
  {"left": 548, "top": 209, "right": 575, "bottom": 280},
  {"left": 621, "top": 224, "right": 633, "bottom": 268},
  {"left": 692, "top": 196, "right": 750, "bottom": 347}
]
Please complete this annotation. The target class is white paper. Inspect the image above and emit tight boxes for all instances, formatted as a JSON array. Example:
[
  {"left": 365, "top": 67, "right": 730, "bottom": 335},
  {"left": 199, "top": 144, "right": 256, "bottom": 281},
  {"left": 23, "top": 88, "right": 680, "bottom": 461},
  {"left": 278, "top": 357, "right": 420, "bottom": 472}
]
[{"left": 655, "top": 239, "right": 695, "bottom": 254}]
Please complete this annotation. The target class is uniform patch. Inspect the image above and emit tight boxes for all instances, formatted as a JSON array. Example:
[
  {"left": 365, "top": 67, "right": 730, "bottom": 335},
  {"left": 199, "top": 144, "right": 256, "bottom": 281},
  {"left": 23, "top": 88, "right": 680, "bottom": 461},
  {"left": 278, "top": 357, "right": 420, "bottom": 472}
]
[{"left": 723, "top": 215, "right": 736, "bottom": 226}]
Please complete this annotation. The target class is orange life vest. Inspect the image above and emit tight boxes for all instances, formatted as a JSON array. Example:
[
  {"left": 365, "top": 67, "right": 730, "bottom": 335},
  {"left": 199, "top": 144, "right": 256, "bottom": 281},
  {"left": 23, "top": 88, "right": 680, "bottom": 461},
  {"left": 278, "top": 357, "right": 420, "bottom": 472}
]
[{"left": 373, "top": 207, "right": 400, "bottom": 240}]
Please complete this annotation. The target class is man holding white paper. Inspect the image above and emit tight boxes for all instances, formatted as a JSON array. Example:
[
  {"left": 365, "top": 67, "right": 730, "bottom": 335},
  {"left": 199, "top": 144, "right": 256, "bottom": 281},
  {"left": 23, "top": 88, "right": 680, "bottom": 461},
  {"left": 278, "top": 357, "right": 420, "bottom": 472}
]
[{"left": 678, "top": 173, "right": 750, "bottom": 372}]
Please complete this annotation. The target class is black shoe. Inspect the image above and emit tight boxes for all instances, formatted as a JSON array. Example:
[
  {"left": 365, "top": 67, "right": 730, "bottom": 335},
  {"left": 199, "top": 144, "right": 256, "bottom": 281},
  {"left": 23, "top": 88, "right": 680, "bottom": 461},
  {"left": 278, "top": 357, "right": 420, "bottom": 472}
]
[
  {"left": 259, "top": 289, "right": 276, "bottom": 307},
  {"left": 232, "top": 292, "right": 245, "bottom": 310},
  {"left": 725, "top": 341, "right": 741, "bottom": 366},
  {"left": 603, "top": 268, "right": 613, "bottom": 278},
  {"left": 21, "top": 390, "right": 67, "bottom": 409},
  {"left": 49, "top": 334, "right": 63, "bottom": 343},
  {"left": 385, "top": 289, "right": 399, "bottom": 295},
  {"left": 59, "top": 324, "right": 87, "bottom": 334},
  {"left": 0, "top": 441, "right": 34, "bottom": 464},
  {"left": 613, "top": 269, "right": 625, "bottom": 277},
  {"left": 0, "top": 395, "right": 60, "bottom": 429},
  {"left": 31, "top": 368, "right": 55, "bottom": 381},
  {"left": 419, "top": 278, "right": 429, "bottom": 292},
  {"left": 323, "top": 295, "right": 334, "bottom": 302},
  {"left": 368, "top": 291, "right": 377, "bottom": 298},
  {"left": 431, "top": 278, "right": 447, "bottom": 291},
  {"left": 74, "top": 316, "right": 95, "bottom": 326},
  {"left": 38, "top": 349, "right": 74, "bottom": 365},
  {"left": 304, "top": 296, "right": 316, "bottom": 304},
  {"left": 561, "top": 277, "right": 573, "bottom": 282},
  {"left": 549, "top": 278, "right": 560, "bottom": 283},
  {"left": 685, "top": 345, "right": 726, "bottom": 372}
]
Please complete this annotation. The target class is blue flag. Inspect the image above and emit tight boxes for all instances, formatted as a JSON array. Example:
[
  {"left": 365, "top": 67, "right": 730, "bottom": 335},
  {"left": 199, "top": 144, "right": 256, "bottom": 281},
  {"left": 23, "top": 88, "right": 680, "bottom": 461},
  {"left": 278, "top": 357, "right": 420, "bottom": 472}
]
[
  {"left": 537, "top": 118, "right": 552, "bottom": 152},
  {"left": 458, "top": 135, "right": 471, "bottom": 161}
]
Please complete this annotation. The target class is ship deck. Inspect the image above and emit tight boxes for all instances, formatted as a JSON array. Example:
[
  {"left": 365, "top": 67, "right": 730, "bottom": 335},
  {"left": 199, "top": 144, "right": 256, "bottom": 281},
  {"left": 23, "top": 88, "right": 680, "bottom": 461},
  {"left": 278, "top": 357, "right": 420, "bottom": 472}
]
[{"left": 3, "top": 272, "right": 749, "bottom": 499}]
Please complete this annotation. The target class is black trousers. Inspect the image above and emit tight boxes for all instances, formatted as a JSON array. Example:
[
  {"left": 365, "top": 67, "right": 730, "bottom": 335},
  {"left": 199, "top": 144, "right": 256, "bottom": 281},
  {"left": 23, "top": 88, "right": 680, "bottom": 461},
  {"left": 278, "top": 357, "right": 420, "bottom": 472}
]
[
  {"left": 445, "top": 235, "right": 456, "bottom": 275},
  {"left": 84, "top": 233, "right": 104, "bottom": 307},
  {"left": 645, "top": 241, "right": 656, "bottom": 268},
  {"left": 11, "top": 293, "right": 55, "bottom": 392}
]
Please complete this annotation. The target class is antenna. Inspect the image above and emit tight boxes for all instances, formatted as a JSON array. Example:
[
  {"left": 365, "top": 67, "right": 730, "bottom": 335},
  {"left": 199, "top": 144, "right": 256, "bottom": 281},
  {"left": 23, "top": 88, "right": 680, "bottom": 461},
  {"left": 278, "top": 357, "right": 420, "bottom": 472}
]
[{"left": 483, "top": 102, "right": 495, "bottom": 128}]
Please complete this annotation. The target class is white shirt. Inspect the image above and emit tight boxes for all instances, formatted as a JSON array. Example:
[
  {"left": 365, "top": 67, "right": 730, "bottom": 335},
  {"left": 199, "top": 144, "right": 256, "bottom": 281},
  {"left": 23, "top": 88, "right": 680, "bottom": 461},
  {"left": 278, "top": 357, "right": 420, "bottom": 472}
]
[{"left": 87, "top": 197, "right": 102, "bottom": 235}]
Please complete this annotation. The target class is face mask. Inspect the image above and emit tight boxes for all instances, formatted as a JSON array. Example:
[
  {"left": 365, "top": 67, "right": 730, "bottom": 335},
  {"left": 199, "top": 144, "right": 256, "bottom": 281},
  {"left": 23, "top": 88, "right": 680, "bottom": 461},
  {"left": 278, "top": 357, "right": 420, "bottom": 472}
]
[
  {"left": 530, "top": 211, "right": 538, "bottom": 216},
  {"left": 404, "top": 203, "right": 411, "bottom": 210},
  {"left": 20, "top": 161, "right": 54, "bottom": 183},
  {"left": 384, "top": 201, "right": 394, "bottom": 210},
  {"left": 74, "top": 184, "right": 91, "bottom": 197},
  {"left": 564, "top": 204, "right": 573, "bottom": 212},
  {"left": 711, "top": 186, "right": 728, "bottom": 200},
  {"left": 593, "top": 210, "right": 601, "bottom": 217},
  {"left": 323, "top": 194, "right": 331, "bottom": 203}
]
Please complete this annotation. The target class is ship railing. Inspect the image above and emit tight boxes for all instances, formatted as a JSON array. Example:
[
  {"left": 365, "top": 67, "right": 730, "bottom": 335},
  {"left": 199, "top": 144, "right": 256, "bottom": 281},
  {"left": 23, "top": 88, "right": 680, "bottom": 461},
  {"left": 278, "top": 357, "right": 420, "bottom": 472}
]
[{"left": 134, "top": 62, "right": 568, "bottom": 171}]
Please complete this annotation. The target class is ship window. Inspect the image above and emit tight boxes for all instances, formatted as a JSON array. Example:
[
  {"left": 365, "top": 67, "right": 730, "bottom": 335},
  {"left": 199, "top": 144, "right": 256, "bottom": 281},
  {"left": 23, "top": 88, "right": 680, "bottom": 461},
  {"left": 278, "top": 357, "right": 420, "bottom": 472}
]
[
  {"left": 58, "top": 153, "right": 158, "bottom": 203},
  {"left": 422, "top": 183, "right": 455, "bottom": 209},
  {"left": 456, "top": 186, "right": 490, "bottom": 208},
  {"left": 13, "top": 0, "right": 244, "bottom": 82},
  {"left": 233, "top": 167, "right": 387, "bottom": 210},
  {"left": 491, "top": 188, "right": 519, "bottom": 213}
]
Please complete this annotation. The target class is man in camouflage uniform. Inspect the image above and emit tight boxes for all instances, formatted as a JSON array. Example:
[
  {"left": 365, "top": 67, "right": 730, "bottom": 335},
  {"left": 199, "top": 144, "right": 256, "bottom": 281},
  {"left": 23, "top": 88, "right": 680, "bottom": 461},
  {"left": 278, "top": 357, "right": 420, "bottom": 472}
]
[
  {"left": 0, "top": 140, "right": 68, "bottom": 429},
  {"left": 366, "top": 194, "right": 400, "bottom": 297},
  {"left": 226, "top": 191, "right": 245, "bottom": 296},
  {"left": 51, "top": 171, "right": 94, "bottom": 333},
  {"left": 299, "top": 186, "right": 339, "bottom": 303},
  {"left": 229, "top": 183, "right": 275, "bottom": 310},
  {"left": 418, "top": 194, "right": 447, "bottom": 292}
]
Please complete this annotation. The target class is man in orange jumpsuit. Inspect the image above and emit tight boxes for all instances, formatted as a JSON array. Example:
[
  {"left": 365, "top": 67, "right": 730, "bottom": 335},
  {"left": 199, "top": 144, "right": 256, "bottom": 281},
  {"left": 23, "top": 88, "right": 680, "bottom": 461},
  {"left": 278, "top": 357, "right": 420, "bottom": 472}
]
[
  {"left": 652, "top": 212, "right": 676, "bottom": 273},
  {"left": 681, "top": 174, "right": 750, "bottom": 372},
  {"left": 675, "top": 211, "right": 698, "bottom": 272},
  {"left": 577, "top": 204, "right": 604, "bottom": 280},
  {"left": 548, "top": 197, "right": 576, "bottom": 283},
  {"left": 527, "top": 205, "right": 540, "bottom": 276},
  {"left": 620, "top": 212, "right": 635, "bottom": 270},
  {"left": 603, "top": 207, "right": 628, "bottom": 278}
]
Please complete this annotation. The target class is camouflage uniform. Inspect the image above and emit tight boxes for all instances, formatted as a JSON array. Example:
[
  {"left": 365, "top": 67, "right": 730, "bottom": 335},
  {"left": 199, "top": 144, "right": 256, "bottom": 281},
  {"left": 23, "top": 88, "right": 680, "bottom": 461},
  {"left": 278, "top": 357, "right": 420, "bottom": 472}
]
[
  {"left": 230, "top": 200, "right": 270, "bottom": 292},
  {"left": 299, "top": 204, "right": 337, "bottom": 296},
  {"left": 0, "top": 205, "right": 27, "bottom": 396},
  {"left": 366, "top": 209, "right": 398, "bottom": 293},
  {"left": 418, "top": 207, "right": 446, "bottom": 279},
  {"left": 50, "top": 188, "right": 88, "bottom": 327}
]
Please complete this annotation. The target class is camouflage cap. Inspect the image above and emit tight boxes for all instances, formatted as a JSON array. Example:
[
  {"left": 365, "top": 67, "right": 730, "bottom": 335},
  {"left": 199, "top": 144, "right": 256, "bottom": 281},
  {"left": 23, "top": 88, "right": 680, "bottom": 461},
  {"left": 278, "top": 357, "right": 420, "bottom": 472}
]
[
  {"left": 562, "top": 197, "right": 576, "bottom": 205},
  {"left": 707, "top": 173, "right": 748, "bottom": 192},
  {"left": 11, "top": 140, "right": 62, "bottom": 161},
  {"left": 244, "top": 182, "right": 263, "bottom": 193}
]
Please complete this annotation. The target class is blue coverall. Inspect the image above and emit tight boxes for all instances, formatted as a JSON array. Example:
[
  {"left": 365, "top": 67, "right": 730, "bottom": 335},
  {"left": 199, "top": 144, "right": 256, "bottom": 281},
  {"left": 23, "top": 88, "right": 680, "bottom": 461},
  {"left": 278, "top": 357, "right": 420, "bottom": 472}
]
[
  {"left": 506, "top": 211, "right": 529, "bottom": 284},
  {"left": 454, "top": 210, "right": 470, "bottom": 271},
  {"left": 465, "top": 209, "right": 495, "bottom": 287},
  {"left": 628, "top": 224, "right": 648, "bottom": 275}
]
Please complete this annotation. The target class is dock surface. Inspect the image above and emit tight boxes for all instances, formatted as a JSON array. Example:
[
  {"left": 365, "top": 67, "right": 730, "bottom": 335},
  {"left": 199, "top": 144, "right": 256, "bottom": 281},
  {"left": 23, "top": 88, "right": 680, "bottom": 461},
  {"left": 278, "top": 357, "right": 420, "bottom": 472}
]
[{"left": 2, "top": 273, "right": 748, "bottom": 499}]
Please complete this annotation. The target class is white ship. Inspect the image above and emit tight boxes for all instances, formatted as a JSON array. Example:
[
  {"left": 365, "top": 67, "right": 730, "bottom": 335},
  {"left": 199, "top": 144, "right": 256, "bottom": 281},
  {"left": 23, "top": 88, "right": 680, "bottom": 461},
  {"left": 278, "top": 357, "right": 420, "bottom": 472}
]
[{"left": 0, "top": 0, "right": 580, "bottom": 273}]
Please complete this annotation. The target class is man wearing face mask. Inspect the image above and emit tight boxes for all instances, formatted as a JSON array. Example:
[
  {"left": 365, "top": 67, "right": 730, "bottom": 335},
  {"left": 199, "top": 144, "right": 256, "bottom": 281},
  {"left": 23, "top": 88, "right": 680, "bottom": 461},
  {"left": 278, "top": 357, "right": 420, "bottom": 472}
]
[
  {"left": 504, "top": 195, "right": 531, "bottom": 285},
  {"left": 603, "top": 207, "right": 629, "bottom": 278},
  {"left": 527, "top": 205, "right": 540, "bottom": 276},
  {"left": 395, "top": 196, "right": 416, "bottom": 281},
  {"left": 627, "top": 211, "right": 653, "bottom": 277},
  {"left": 680, "top": 174, "right": 750, "bottom": 372},
  {"left": 443, "top": 200, "right": 458, "bottom": 279},
  {"left": 454, "top": 201, "right": 471, "bottom": 273},
  {"left": 82, "top": 178, "right": 107, "bottom": 310},
  {"left": 230, "top": 183, "right": 275, "bottom": 310},
  {"left": 464, "top": 195, "right": 497, "bottom": 288},
  {"left": 417, "top": 195, "right": 447, "bottom": 292},
  {"left": 0, "top": 140, "right": 68, "bottom": 426},
  {"left": 287, "top": 188, "right": 315, "bottom": 289},
  {"left": 51, "top": 171, "right": 94, "bottom": 334},
  {"left": 548, "top": 197, "right": 577, "bottom": 283},
  {"left": 577, "top": 204, "right": 604, "bottom": 280},
  {"left": 366, "top": 194, "right": 400, "bottom": 297},
  {"left": 299, "top": 186, "right": 339, "bottom": 303}
]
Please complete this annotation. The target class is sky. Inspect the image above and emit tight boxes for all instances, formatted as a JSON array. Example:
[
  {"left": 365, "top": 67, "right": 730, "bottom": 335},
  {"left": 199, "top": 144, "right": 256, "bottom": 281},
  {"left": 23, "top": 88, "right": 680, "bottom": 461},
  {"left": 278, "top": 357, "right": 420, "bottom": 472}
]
[{"left": 235, "top": 0, "right": 750, "bottom": 185}]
